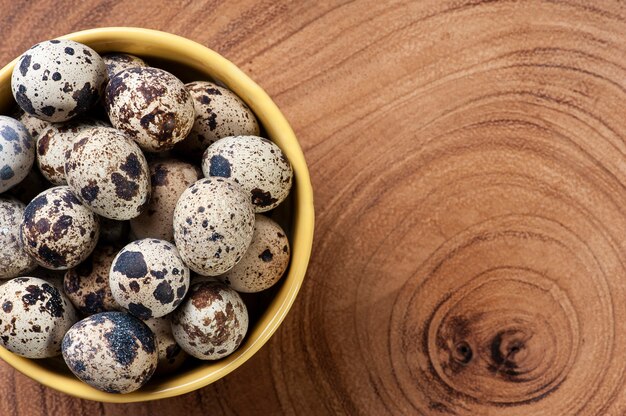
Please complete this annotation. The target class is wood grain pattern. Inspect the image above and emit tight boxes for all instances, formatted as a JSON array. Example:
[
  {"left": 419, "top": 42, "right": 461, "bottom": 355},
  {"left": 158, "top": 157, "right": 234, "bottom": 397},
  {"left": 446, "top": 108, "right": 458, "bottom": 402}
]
[{"left": 0, "top": 0, "right": 625, "bottom": 414}]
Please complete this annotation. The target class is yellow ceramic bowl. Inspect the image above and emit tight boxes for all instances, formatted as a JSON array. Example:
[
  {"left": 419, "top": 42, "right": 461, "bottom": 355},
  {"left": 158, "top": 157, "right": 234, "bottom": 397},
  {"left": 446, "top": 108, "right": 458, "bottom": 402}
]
[{"left": 0, "top": 27, "right": 314, "bottom": 402}]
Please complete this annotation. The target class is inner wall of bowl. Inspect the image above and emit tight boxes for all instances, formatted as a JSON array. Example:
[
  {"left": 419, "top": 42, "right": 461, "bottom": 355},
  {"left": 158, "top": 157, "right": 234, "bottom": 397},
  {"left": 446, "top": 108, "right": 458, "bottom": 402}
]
[{"left": 1, "top": 44, "right": 295, "bottom": 384}]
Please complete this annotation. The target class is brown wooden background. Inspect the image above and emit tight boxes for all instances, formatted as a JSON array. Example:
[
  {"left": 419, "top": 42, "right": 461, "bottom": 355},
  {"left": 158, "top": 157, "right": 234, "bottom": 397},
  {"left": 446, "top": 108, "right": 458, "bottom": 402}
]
[{"left": 1, "top": 0, "right": 625, "bottom": 415}]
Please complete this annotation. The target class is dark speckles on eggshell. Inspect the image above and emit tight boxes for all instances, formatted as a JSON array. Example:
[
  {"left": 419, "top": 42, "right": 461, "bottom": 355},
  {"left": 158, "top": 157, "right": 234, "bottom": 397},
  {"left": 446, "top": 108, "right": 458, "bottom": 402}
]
[
  {"left": 19, "top": 55, "right": 32, "bottom": 76},
  {"left": 0, "top": 165, "right": 15, "bottom": 180},
  {"left": 151, "top": 164, "right": 169, "bottom": 186},
  {"left": 2, "top": 301, "right": 13, "bottom": 313},
  {"left": 81, "top": 182, "right": 99, "bottom": 202},
  {"left": 113, "top": 250, "right": 148, "bottom": 278},
  {"left": 68, "top": 82, "right": 97, "bottom": 118},
  {"left": 208, "top": 154, "right": 231, "bottom": 178},
  {"left": 15, "top": 85, "right": 36, "bottom": 115},
  {"left": 153, "top": 281, "right": 175, "bottom": 305},
  {"left": 1, "top": 125, "right": 19, "bottom": 141},
  {"left": 129, "top": 281, "right": 140, "bottom": 293},
  {"left": 111, "top": 172, "right": 139, "bottom": 201},
  {"left": 119, "top": 153, "right": 143, "bottom": 179},
  {"left": 259, "top": 249, "right": 273, "bottom": 262},
  {"left": 128, "top": 303, "right": 153, "bottom": 319}
]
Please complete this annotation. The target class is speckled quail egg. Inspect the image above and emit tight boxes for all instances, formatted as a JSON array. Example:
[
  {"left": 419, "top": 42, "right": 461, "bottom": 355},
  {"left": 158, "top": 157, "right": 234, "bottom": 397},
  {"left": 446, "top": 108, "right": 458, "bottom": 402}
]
[
  {"left": 105, "top": 67, "right": 194, "bottom": 152},
  {"left": 176, "top": 81, "right": 259, "bottom": 156},
  {"left": 0, "top": 277, "right": 78, "bottom": 358},
  {"left": 15, "top": 109, "right": 53, "bottom": 139},
  {"left": 110, "top": 239, "right": 189, "bottom": 319},
  {"left": 62, "top": 311, "right": 157, "bottom": 393},
  {"left": 171, "top": 280, "right": 248, "bottom": 360},
  {"left": 218, "top": 215, "right": 290, "bottom": 293},
  {"left": 64, "top": 126, "right": 150, "bottom": 220},
  {"left": 130, "top": 159, "right": 200, "bottom": 241},
  {"left": 37, "top": 118, "right": 108, "bottom": 185},
  {"left": 11, "top": 39, "right": 106, "bottom": 122},
  {"left": 173, "top": 178, "right": 255, "bottom": 276},
  {"left": 98, "top": 217, "right": 130, "bottom": 244},
  {"left": 102, "top": 53, "right": 148, "bottom": 78},
  {"left": 0, "top": 198, "right": 37, "bottom": 279},
  {"left": 20, "top": 186, "right": 99, "bottom": 270},
  {"left": 143, "top": 316, "right": 187, "bottom": 374},
  {"left": 0, "top": 116, "right": 35, "bottom": 193},
  {"left": 64, "top": 245, "right": 122, "bottom": 315},
  {"left": 201, "top": 136, "right": 292, "bottom": 212}
]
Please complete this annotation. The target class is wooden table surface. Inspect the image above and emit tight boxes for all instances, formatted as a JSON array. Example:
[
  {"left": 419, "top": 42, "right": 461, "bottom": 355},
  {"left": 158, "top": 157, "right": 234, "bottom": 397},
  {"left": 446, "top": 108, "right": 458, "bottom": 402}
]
[{"left": 1, "top": 0, "right": 625, "bottom": 415}]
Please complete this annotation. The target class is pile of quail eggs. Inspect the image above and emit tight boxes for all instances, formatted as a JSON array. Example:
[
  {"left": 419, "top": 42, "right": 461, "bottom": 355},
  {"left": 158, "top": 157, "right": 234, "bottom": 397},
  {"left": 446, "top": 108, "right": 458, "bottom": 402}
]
[{"left": 0, "top": 39, "right": 293, "bottom": 393}]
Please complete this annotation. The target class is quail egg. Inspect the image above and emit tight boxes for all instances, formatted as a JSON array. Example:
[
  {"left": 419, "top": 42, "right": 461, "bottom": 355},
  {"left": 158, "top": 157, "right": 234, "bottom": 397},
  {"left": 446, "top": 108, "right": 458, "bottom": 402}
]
[
  {"left": 105, "top": 67, "right": 194, "bottom": 152},
  {"left": 0, "top": 198, "right": 37, "bottom": 279},
  {"left": 171, "top": 280, "right": 248, "bottom": 360},
  {"left": 64, "top": 126, "right": 150, "bottom": 220},
  {"left": 63, "top": 245, "right": 122, "bottom": 315},
  {"left": 202, "top": 136, "right": 292, "bottom": 212},
  {"left": 0, "top": 277, "right": 78, "bottom": 358},
  {"left": 20, "top": 186, "right": 99, "bottom": 269},
  {"left": 0, "top": 116, "right": 35, "bottom": 193},
  {"left": 62, "top": 312, "right": 157, "bottom": 393},
  {"left": 218, "top": 215, "right": 290, "bottom": 293},
  {"left": 110, "top": 239, "right": 189, "bottom": 319},
  {"left": 11, "top": 39, "right": 106, "bottom": 122},
  {"left": 102, "top": 53, "right": 148, "bottom": 78},
  {"left": 173, "top": 178, "right": 255, "bottom": 276},
  {"left": 143, "top": 316, "right": 187, "bottom": 374},
  {"left": 130, "top": 159, "right": 200, "bottom": 241},
  {"left": 37, "top": 118, "right": 108, "bottom": 185},
  {"left": 176, "top": 81, "right": 259, "bottom": 156}
]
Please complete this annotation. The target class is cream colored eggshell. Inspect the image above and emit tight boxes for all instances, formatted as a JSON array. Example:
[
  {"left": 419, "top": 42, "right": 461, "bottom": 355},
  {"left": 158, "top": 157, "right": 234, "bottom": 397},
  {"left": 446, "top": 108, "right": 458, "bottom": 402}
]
[
  {"left": 176, "top": 81, "right": 259, "bottom": 156},
  {"left": 143, "top": 316, "right": 187, "bottom": 374},
  {"left": 63, "top": 245, "right": 122, "bottom": 315},
  {"left": 110, "top": 239, "right": 190, "bottom": 319},
  {"left": 16, "top": 110, "right": 53, "bottom": 139},
  {"left": 218, "top": 215, "right": 290, "bottom": 293},
  {"left": 36, "top": 118, "right": 108, "bottom": 185},
  {"left": 0, "top": 198, "right": 37, "bottom": 279},
  {"left": 171, "top": 280, "right": 248, "bottom": 360},
  {"left": 20, "top": 186, "right": 99, "bottom": 270},
  {"left": 11, "top": 40, "right": 106, "bottom": 122},
  {"left": 102, "top": 53, "right": 148, "bottom": 78},
  {"left": 130, "top": 159, "right": 200, "bottom": 241},
  {"left": 61, "top": 312, "right": 157, "bottom": 393},
  {"left": 64, "top": 127, "right": 150, "bottom": 220},
  {"left": 173, "top": 178, "right": 255, "bottom": 276},
  {"left": 105, "top": 67, "right": 194, "bottom": 152},
  {"left": 201, "top": 135, "right": 293, "bottom": 212},
  {"left": 0, "top": 277, "right": 78, "bottom": 358},
  {"left": 0, "top": 116, "right": 35, "bottom": 193}
]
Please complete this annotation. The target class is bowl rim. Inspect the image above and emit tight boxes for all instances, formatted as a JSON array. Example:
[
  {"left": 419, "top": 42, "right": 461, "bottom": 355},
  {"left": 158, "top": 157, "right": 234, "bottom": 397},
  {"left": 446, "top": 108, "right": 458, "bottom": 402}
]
[{"left": 0, "top": 27, "right": 315, "bottom": 403}]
